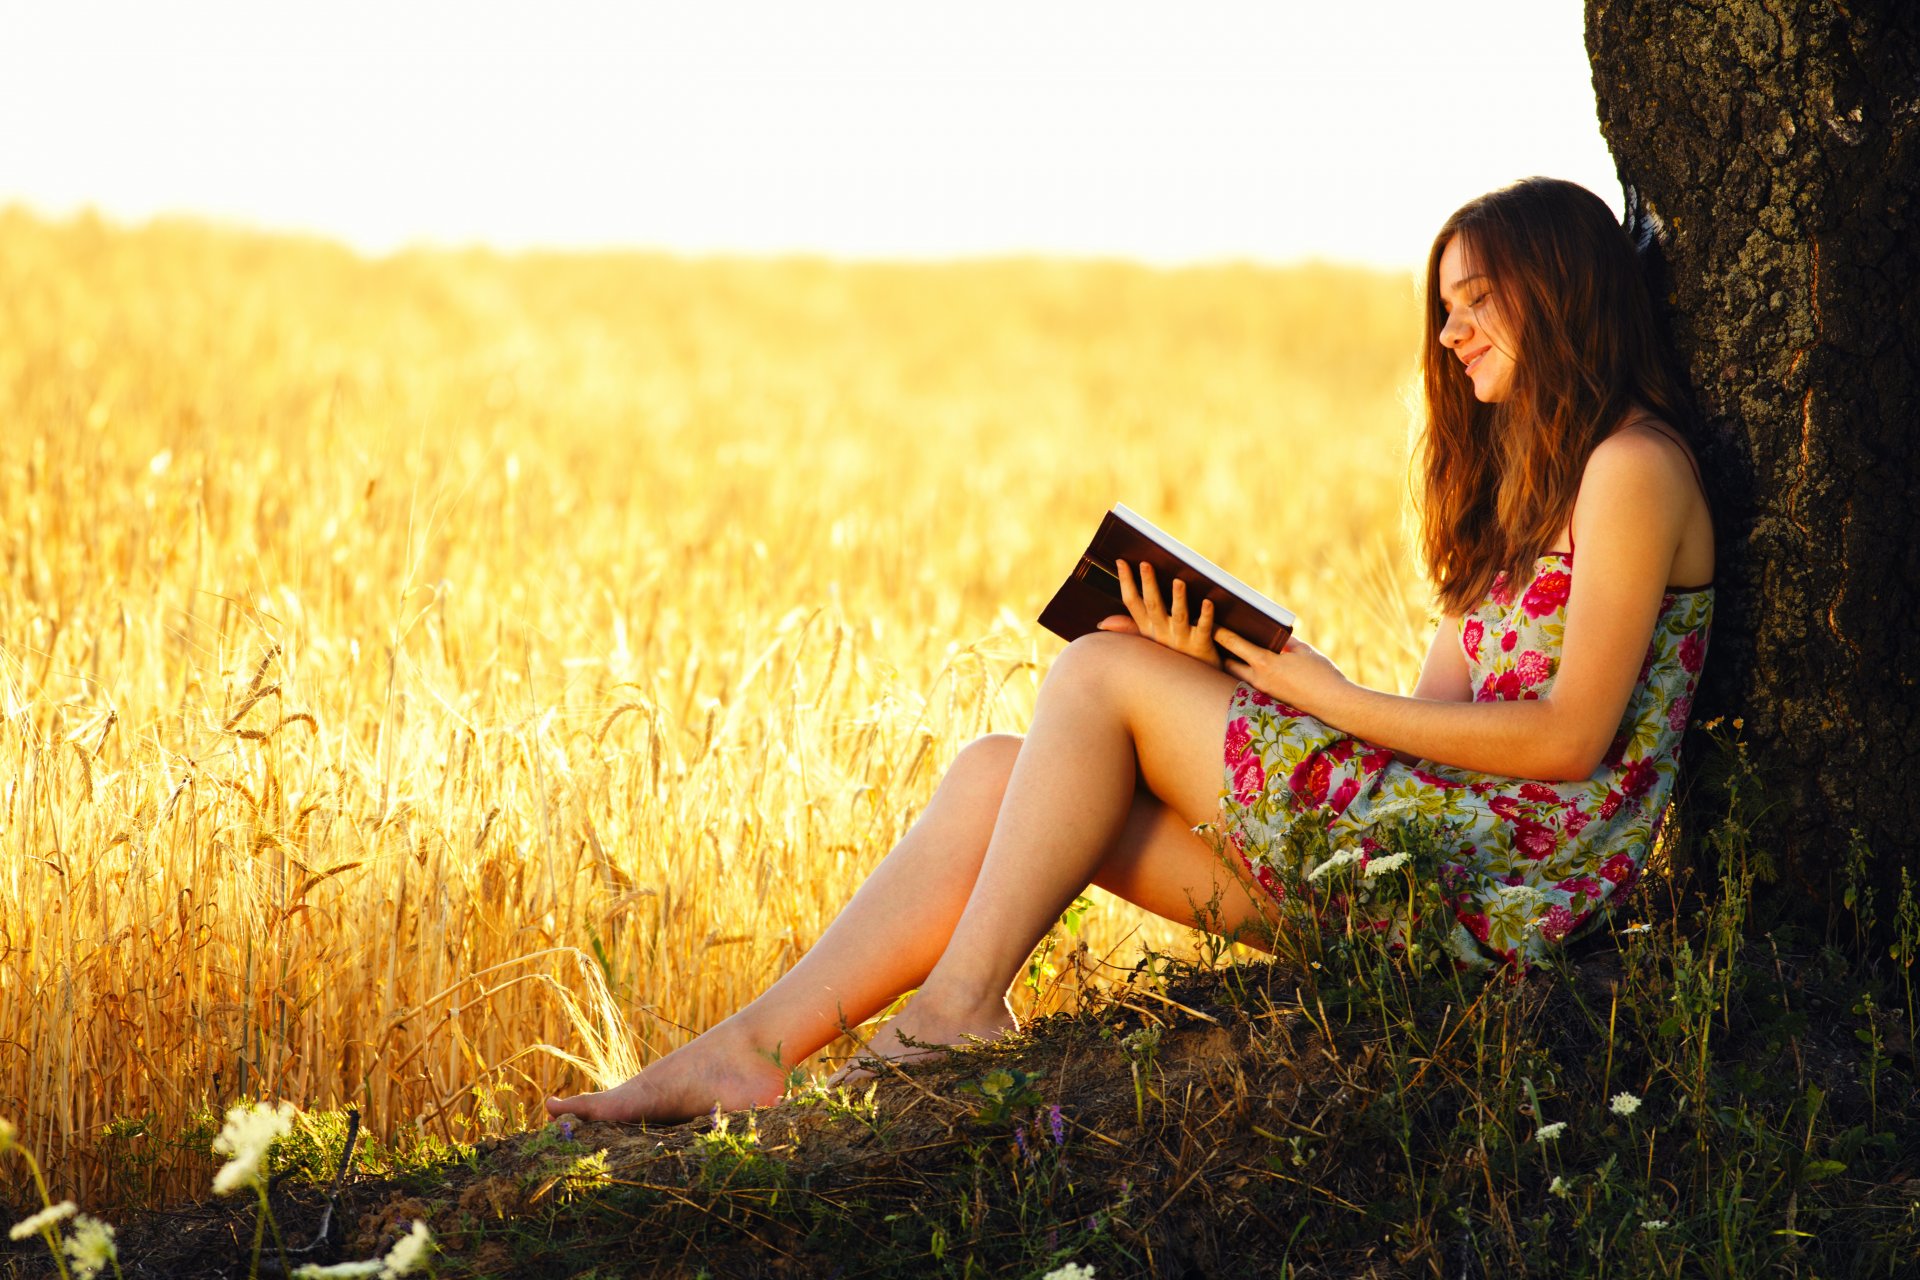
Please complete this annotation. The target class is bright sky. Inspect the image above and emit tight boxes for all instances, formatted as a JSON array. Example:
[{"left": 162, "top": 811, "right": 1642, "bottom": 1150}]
[{"left": 0, "top": 0, "right": 1620, "bottom": 268}]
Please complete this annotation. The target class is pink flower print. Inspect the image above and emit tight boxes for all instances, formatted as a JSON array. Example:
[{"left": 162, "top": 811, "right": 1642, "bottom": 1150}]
[
  {"left": 1361, "top": 747, "right": 1394, "bottom": 774},
  {"left": 1489, "top": 573, "right": 1513, "bottom": 607},
  {"left": 1561, "top": 806, "right": 1592, "bottom": 838},
  {"left": 1522, "top": 568, "right": 1572, "bottom": 618},
  {"left": 1515, "top": 649, "right": 1551, "bottom": 688},
  {"left": 1502, "top": 871, "right": 1526, "bottom": 886},
  {"left": 1597, "top": 789, "right": 1624, "bottom": 820},
  {"left": 1360, "top": 835, "right": 1384, "bottom": 854},
  {"left": 1513, "top": 818, "right": 1557, "bottom": 860},
  {"left": 1225, "top": 717, "right": 1252, "bottom": 765},
  {"left": 1666, "top": 695, "right": 1694, "bottom": 732},
  {"left": 1603, "top": 733, "right": 1629, "bottom": 768},
  {"left": 1475, "top": 673, "right": 1498, "bottom": 703},
  {"left": 1501, "top": 628, "right": 1519, "bottom": 653},
  {"left": 1488, "top": 795, "right": 1522, "bottom": 821},
  {"left": 1413, "top": 767, "right": 1459, "bottom": 788},
  {"left": 1459, "top": 911, "right": 1492, "bottom": 943},
  {"left": 1327, "top": 739, "right": 1357, "bottom": 764},
  {"left": 1287, "top": 753, "right": 1332, "bottom": 807},
  {"left": 1621, "top": 757, "right": 1658, "bottom": 800},
  {"left": 1462, "top": 618, "right": 1484, "bottom": 660},
  {"left": 1679, "top": 630, "right": 1705, "bottom": 673},
  {"left": 1493, "top": 671, "right": 1523, "bottom": 701},
  {"left": 1538, "top": 904, "right": 1577, "bottom": 942},
  {"left": 1247, "top": 688, "right": 1274, "bottom": 708},
  {"left": 1600, "top": 852, "right": 1641, "bottom": 895},
  {"left": 1440, "top": 862, "right": 1469, "bottom": 892},
  {"left": 1556, "top": 874, "right": 1603, "bottom": 901},
  {"left": 1519, "top": 782, "right": 1561, "bottom": 804},
  {"left": 1232, "top": 754, "right": 1266, "bottom": 805},
  {"left": 1254, "top": 864, "right": 1284, "bottom": 902},
  {"left": 1329, "top": 776, "right": 1360, "bottom": 816}
]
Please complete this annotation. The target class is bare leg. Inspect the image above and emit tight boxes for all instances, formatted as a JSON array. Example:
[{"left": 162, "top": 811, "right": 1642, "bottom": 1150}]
[
  {"left": 848, "top": 634, "right": 1244, "bottom": 1065},
  {"left": 546, "top": 639, "right": 1258, "bottom": 1121}
]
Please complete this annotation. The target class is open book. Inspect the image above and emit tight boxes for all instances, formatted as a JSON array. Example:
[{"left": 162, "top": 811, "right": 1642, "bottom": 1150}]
[{"left": 1038, "top": 504, "right": 1296, "bottom": 655}]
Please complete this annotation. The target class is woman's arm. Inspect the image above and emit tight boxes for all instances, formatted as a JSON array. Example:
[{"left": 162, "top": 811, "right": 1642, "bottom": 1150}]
[
  {"left": 1389, "top": 613, "right": 1473, "bottom": 764},
  {"left": 1218, "top": 430, "right": 1696, "bottom": 782}
]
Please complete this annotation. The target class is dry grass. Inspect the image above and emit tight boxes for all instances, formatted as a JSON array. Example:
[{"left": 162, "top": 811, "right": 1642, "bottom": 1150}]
[{"left": 0, "top": 206, "right": 1428, "bottom": 1209}]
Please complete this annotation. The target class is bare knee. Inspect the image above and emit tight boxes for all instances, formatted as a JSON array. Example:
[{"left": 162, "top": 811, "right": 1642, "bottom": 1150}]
[
  {"left": 1042, "top": 631, "right": 1149, "bottom": 704},
  {"left": 948, "top": 733, "right": 1023, "bottom": 791}
]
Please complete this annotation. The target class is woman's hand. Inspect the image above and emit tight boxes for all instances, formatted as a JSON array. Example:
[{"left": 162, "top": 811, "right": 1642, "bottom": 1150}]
[
  {"left": 1216, "top": 627, "right": 1351, "bottom": 711},
  {"left": 1095, "top": 560, "right": 1222, "bottom": 668}
]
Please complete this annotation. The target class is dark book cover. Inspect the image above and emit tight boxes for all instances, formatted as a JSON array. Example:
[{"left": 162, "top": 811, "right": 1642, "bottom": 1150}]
[{"left": 1038, "top": 504, "right": 1296, "bottom": 655}]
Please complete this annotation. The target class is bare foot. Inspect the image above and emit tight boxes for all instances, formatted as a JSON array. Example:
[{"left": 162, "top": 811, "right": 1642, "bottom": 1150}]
[
  {"left": 545, "top": 1027, "right": 788, "bottom": 1125},
  {"left": 828, "top": 993, "right": 1018, "bottom": 1086}
]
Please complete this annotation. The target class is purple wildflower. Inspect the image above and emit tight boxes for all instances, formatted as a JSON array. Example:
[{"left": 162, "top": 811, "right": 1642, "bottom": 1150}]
[
  {"left": 1049, "top": 1104, "right": 1065, "bottom": 1146},
  {"left": 559, "top": 1120, "right": 574, "bottom": 1141},
  {"left": 1014, "top": 1127, "right": 1028, "bottom": 1159}
]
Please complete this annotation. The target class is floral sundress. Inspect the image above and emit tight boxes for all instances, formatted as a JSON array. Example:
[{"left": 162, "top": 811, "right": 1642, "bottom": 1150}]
[{"left": 1218, "top": 550, "right": 1713, "bottom": 969}]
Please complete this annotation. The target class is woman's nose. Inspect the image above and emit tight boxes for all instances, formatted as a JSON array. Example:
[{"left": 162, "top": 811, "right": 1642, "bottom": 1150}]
[{"left": 1439, "top": 310, "right": 1470, "bottom": 347}]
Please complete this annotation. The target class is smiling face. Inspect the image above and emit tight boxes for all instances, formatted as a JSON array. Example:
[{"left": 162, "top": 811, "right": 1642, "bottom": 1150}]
[{"left": 1436, "top": 235, "right": 1517, "bottom": 403}]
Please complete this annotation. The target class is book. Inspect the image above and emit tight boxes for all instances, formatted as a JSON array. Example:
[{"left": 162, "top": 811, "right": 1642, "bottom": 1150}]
[{"left": 1037, "top": 504, "right": 1296, "bottom": 655}]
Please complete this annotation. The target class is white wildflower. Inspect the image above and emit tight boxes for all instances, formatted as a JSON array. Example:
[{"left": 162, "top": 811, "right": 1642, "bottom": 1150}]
[
  {"left": 63, "top": 1215, "right": 119, "bottom": 1280},
  {"left": 1641, "top": 1219, "right": 1669, "bottom": 1231},
  {"left": 1363, "top": 852, "right": 1411, "bottom": 877},
  {"left": 1548, "top": 1175, "right": 1571, "bottom": 1198},
  {"left": 9, "top": 1200, "right": 77, "bottom": 1241},
  {"left": 1307, "top": 848, "right": 1364, "bottom": 882},
  {"left": 1042, "top": 1264, "right": 1097, "bottom": 1280},
  {"left": 1624, "top": 922, "right": 1652, "bottom": 935},
  {"left": 293, "top": 1263, "right": 385, "bottom": 1279},
  {"left": 211, "top": 1100, "right": 296, "bottom": 1196},
  {"left": 382, "top": 1220, "right": 433, "bottom": 1277},
  {"left": 1610, "top": 1091, "right": 1643, "bottom": 1117},
  {"left": 1534, "top": 1122, "right": 1567, "bottom": 1142}
]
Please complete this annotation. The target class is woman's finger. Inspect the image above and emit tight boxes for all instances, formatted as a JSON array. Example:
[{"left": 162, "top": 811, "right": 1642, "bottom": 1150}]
[
  {"left": 1224, "top": 658, "right": 1254, "bottom": 682},
  {"left": 1138, "top": 562, "right": 1167, "bottom": 622},
  {"left": 1115, "top": 560, "right": 1151, "bottom": 631},
  {"left": 1169, "top": 577, "right": 1189, "bottom": 625},
  {"left": 1095, "top": 615, "right": 1141, "bottom": 634},
  {"left": 1214, "top": 627, "right": 1250, "bottom": 657}
]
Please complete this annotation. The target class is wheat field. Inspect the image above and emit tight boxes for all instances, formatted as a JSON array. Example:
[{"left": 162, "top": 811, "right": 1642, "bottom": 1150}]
[{"left": 0, "top": 207, "right": 1431, "bottom": 1208}]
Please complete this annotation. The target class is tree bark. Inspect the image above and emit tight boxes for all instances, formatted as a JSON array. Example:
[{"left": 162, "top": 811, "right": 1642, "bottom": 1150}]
[{"left": 1585, "top": 1, "right": 1920, "bottom": 924}]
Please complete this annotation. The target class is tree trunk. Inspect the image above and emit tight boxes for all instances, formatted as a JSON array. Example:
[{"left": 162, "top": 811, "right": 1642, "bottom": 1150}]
[{"left": 1584, "top": 1, "right": 1919, "bottom": 928}]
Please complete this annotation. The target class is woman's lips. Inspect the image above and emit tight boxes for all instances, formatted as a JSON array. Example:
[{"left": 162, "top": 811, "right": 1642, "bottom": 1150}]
[{"left": 1462, "top": 347, "right": 1490, "bottom": 374}]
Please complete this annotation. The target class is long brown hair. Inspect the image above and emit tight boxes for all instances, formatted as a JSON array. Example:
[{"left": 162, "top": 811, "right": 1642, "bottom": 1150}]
[{"left": 1418, "top": 178, "right": 1695, "bottom": 615}]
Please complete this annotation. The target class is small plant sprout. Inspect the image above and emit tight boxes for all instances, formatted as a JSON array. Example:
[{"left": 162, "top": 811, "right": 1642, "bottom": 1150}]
[
  {"left": 9, "top": 1199, "right": 77, "bottom": 1240},
  {"left": 1534, "top": 1122, "right": 1567, "bottom": 1142},
  {"left": 1610, "top": 1091, "right": 1643, "bottom": 1117},
  {"left": 0, "top": 1116, "right": 14, "bottom": 1152},
  {"left": 63, "top": 1214, "right": 121, "bottom": 1280},
  {"left": 1548, "top": 1175, "right": 1571, "bottom": 1198},
  {"left": 1363, "top": 851, "right": 1410, "bottom": 876},
  {"left": 211, "top": 1100, "right": 297, "bottom": 1195},
  {"left": 1307, "top": 848, "right": 1364, "bottom": 882}
]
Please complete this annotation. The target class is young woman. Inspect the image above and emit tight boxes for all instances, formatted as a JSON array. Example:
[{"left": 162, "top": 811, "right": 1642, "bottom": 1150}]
[{"left": 547, "top": 177, "right": 1714, "bottom": 1125}]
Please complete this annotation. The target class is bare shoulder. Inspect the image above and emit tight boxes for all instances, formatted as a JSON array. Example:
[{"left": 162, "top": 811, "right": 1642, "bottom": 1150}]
[{"left": 1581, "top": 418, "right": 1697, "bottom": 501}]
